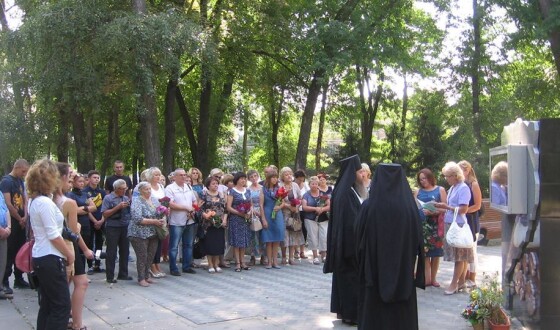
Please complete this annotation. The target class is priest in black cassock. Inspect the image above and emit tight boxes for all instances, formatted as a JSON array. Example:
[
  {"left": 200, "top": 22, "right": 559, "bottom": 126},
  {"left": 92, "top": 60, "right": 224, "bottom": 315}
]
[
  {"left": 355, "top": 163, "right": 425, "bottom": 329},
  {"left": 324, "top": 154, "right": 368, "bottom": 325}
]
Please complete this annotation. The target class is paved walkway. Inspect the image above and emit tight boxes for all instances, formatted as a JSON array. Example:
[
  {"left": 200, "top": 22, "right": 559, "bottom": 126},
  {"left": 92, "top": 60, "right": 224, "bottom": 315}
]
[{"left": 1, "top": 244, "right": 525, "bottom": 329}]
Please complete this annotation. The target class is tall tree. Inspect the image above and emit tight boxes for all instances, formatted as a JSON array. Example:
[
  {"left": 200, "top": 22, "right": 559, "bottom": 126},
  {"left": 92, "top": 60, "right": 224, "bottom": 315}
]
[{"left": 132, "top": 0, "right": 161, "bottom": 167}]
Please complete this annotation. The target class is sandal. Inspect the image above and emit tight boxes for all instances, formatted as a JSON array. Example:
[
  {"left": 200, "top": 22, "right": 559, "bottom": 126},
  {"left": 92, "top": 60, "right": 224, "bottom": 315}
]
[
  {"left": 234, "top": 263, "right": 242, "bottom": 272},
  {"left": 242, "top": 264, "right": 251, "bottom": 270},
  {"left": 300, "top": 252, "right": 308, "bottom": 259},
  {"left": 288, "top": 259, "right": 296, "bottom": 265},
  {"left": 432, "top": 281, "right": 441, "bottom": 288}
]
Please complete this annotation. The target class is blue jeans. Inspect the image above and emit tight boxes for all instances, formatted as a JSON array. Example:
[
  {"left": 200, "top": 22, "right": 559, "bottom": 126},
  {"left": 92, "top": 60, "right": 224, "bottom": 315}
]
[{"left": 169, "top": 224, "right": 195, "bottom": 272}]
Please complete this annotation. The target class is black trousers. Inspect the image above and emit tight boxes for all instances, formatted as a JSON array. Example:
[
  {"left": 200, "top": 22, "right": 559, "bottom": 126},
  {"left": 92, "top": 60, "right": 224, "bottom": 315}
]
[
  {"left": 90, "top": 226, "right": 105, "bottom": 267},
  {"left": 33, "top": 254, "right": 71, "bottom": 330},
  {"left": 104, "top": 226, "right": 129, "bottom": 280},
  {"left": 3, "top": 221, "right": 26, "bottom": 284}
]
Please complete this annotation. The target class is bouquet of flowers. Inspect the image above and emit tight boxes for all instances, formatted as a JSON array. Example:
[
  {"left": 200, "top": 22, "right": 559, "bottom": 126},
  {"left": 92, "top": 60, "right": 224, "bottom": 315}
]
[
  {"left": 290, "top": 198, "right": 301, "bottom": 207},
  {"left": 156, "top": 197, "right": 171, "bottom": 219},
  {"left": 236, "top": 201, "right": 252, "bottom": 223},
  {"left": 271, "top": 186, "right": 288, "bottom": 219},
  {"left": 211, "top": 214, "right": 223, "bottom": 228},
  {"left": 315, "top": 194, "right": 330, "bottom": 222},
  {"left": 422, "top": 218, "right": 443, "bottom": 252}
]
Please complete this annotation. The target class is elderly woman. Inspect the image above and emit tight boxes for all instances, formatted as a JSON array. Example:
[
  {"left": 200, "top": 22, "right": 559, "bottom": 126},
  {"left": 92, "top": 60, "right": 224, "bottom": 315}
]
[
  {"left": 27, "top": 159, "right": 75, "bottom": 330},
  {"left": 491, "top": 161, "right": 508, "bottom": 205},
  {"left": 279, "top": 167, "right": 303, "bottom": 265},
  {"left": 129, "top": 182, "right": 165, "bottom": 287},
  {"left": 144, "top": 167, "right": 166, "bottom": 278},
  {"left": 301, "top": 176, "right": 330, "bottom": 265},
  {"left": 435, "top": 162, "right": 473, "bottom": 295}
]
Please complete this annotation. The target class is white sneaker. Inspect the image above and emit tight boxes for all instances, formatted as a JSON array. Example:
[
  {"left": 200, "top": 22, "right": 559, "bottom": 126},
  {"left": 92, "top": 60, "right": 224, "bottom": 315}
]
[
  {"left": 215, "top": 267, "right": 222, "bottom": 273},
  {"left": 313, "top": 258, "right": 321, "bottom": 265},
  {"left": 208, "top": 268, "right": 216, "bottom": 274}
]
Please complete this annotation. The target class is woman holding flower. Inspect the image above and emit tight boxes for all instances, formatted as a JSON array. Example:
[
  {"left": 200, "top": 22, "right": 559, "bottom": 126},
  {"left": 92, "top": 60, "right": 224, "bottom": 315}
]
[
  {"left": 413, "top": 168, "right": 447, "bottom": 287},
  {"left": 226, "top": 172, "right": 252, "bottom": 272},
  {"left": 129, "top": 182, "right": 166, "bottom": 287},
  {"left": 145, "top": 167, "right": 166, "bottom": 278},
  {"left": 279, "top": 167, "right": 304, "bottom": 266},
  {"left": 261, "top": 170, "right": 285, "bottom": 269},
  {"left": 199, "top": 177, "right": 228, "bottom": 273},
  {"left": 301, "top": 176, "right": 330, "bottom": 265}
]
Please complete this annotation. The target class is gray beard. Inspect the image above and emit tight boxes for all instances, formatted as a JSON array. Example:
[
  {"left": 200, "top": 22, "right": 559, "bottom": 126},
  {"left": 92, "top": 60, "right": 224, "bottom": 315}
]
[{"left": 354, "top": 182, "right": 368, "bottom": 200}]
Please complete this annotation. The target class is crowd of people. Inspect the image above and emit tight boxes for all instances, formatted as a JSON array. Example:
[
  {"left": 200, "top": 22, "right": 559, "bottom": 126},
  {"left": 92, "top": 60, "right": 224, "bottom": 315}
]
[{"left": 0, "top": 156, "right": 485, "bottom": 330}]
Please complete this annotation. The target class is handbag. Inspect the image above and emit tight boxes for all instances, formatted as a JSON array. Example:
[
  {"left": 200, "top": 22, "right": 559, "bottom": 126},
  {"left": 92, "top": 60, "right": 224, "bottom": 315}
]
[
  {"left": 445, "top": 207, "right": 474, "bottom": 248},
  {"left": 15, "top": 240, "right": 34, "bottom": 273},
  {"left": 286, "top": 215, "right": 302, "bottom": 232},
  {"left": 249, "top": 210, "right": 262, "bottom": 231}
]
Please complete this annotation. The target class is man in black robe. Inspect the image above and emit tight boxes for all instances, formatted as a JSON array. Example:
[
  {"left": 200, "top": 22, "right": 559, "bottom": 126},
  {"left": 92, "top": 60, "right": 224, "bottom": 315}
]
[
  {"left": 324, "top": 154, "right": 368, "bottom": 325},
  {"left": 355, "top": 164, "right": 425, "bottom": 329}
]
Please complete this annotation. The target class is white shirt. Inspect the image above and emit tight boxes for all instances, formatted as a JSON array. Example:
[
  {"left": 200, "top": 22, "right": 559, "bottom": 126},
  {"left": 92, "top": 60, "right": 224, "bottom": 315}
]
[
  {"left": 151, "top": 183, "right": 166, "bottom": 200},
  {"left": 165, "top": 182, "right": 197, "bottom": 226},
  {"left": 30, "top": 195, "right": 65, "bottom": 259}
]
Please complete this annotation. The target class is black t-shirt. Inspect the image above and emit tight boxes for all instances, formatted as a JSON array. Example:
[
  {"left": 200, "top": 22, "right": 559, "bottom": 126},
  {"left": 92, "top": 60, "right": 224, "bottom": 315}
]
[
  {"left": 104, "top": 175, "right": 133, "bottom": 194},
  {"left": 83, "top": 185, "right": 106, "bottom": 220},
  {"left": 0, "top": 174, "right": 25, "bottom": 217}
]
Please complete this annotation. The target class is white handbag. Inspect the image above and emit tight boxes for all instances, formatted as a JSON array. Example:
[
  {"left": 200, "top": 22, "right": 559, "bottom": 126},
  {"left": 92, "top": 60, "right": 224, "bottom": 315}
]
[{"left": 445, "top": 207, "right": 474, "bottom": 248}]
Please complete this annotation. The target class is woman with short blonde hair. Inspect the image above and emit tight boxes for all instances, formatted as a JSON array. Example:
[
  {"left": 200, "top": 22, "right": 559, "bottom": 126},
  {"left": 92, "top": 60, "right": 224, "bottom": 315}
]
[{"left": 435, "top": 162, "right": 473, "bottom": 295}]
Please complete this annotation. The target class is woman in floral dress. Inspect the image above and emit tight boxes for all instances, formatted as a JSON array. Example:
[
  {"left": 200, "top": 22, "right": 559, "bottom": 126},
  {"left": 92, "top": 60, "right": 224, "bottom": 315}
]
[
  {"left": 199, "top": 177, "right": 227, "bottom": 273},
  {"left": 414, "top": 168, "right": 447, "bottom": 287},
  {"left": 226, "top": 172, "right": 252, "bottom": 272}
]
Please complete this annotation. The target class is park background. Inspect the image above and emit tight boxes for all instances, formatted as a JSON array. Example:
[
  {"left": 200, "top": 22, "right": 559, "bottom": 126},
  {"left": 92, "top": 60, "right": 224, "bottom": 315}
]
[{"left": 1, "top": 0, "right": 559, "bottom": 191}]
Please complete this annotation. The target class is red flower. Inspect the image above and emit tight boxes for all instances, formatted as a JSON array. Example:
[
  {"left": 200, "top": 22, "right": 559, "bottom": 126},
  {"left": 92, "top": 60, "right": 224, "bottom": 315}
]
[
  {"left": 192, "top": 203, "right": 200, "bottom": 212},
  {"left": 158, "top": 196, "right": 171, "bottom": 207},
  {"left": 290, "top": 198, "right": 301, "bottom": 207}
]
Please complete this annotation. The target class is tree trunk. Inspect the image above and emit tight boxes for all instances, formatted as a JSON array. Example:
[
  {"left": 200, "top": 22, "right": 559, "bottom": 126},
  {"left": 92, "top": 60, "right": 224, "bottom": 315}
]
[
  {"left": 295, "top": 69, "right": 324, "bottom": 170},
  {"left": 472, "top": 0, "right": 483, "bottom": 149},
  {"left": 356, "top": 65, "right": 383, "bottom": 163},
  {"left": 101, "top": 104, "right": 120, "bottom": 180},
  {"left": 242, "top": 105, "right": 248, "bottom": 171},
  {"left": 315, "top": 81, "right": 329, "bottom": 171},
  {"left": 196, "top": 0, "right": 211, "bottom": 174},
  {"left": 176, "top": 86, "right": 198, "bottom": 165},
  {"left": 295, "top": 0, "right": 360, "bottom": 170},
  {"left": 163, "top": 78, "right": 177, "bottom": 176},
  {"left": 270, "top": 87, "right": 284, "bottom": 168},
  {"left": 132, "top": 0, "right": 161, "bottom": 167},
  {"left": 208, "top": 76, "right": 234, "bottom": 167},
  {"left": 71, "top": 108, "right": 88, "bottom": 172},
  {"left": 56, "top": 103, "right": 69, "bottom": 163},
  {"left": 400, "top": 74, "right": 408, "bottom": 134},
  {"left": 538, "top": 0, "right": 560, "bottom": 75}
]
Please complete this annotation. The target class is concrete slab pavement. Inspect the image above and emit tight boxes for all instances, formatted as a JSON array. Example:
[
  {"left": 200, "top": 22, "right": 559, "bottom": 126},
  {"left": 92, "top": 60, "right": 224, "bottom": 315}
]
[{"left": 1, "top": 245, "right": 525, "bottom": 329}]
